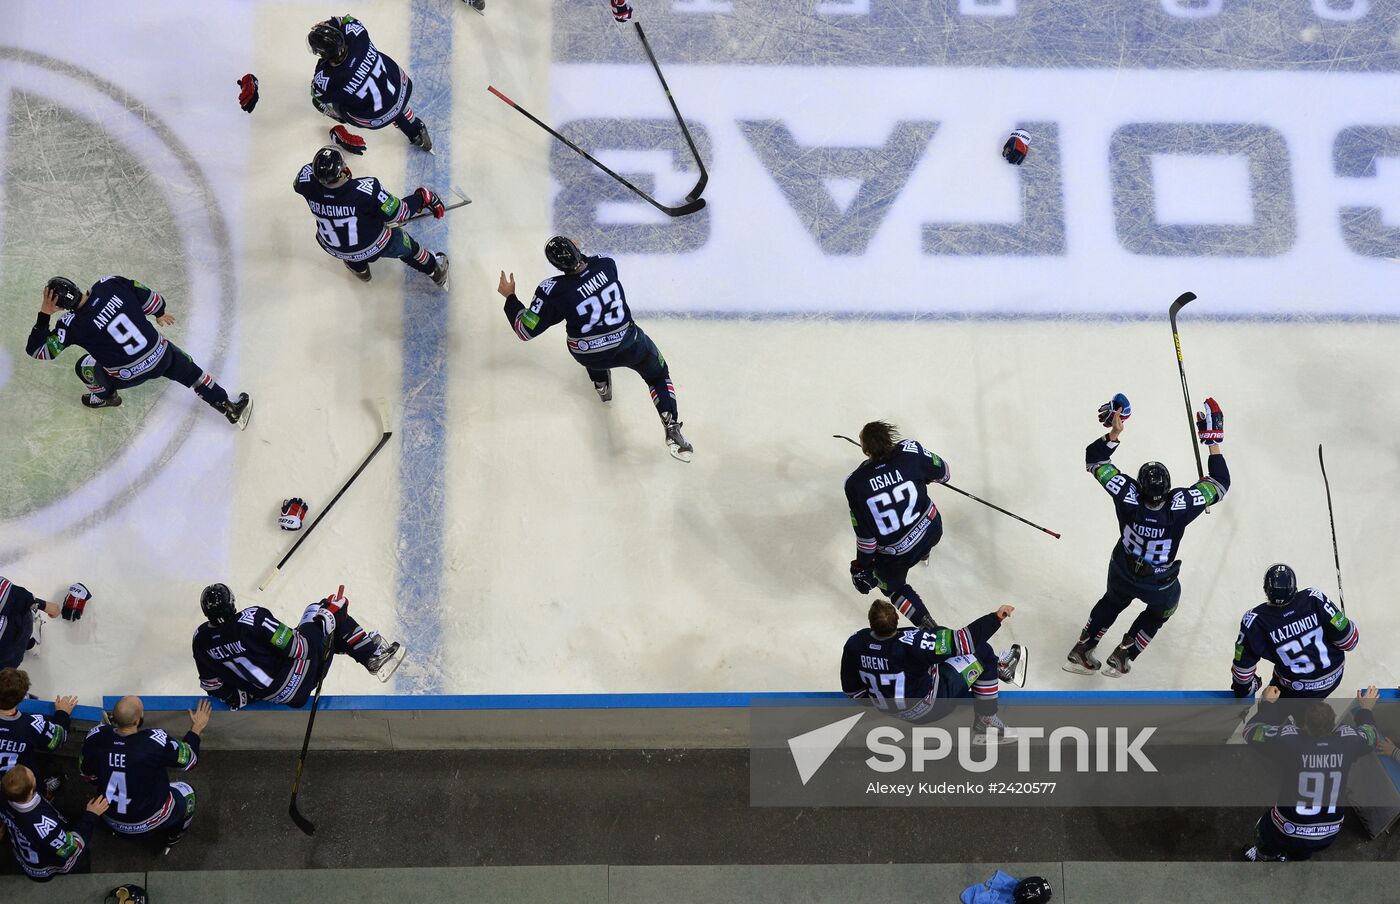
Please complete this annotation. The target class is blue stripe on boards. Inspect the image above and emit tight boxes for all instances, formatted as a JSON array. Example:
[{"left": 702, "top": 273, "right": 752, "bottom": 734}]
[{"left": 395, "top": 0, "right": 454, "bottom": 693}]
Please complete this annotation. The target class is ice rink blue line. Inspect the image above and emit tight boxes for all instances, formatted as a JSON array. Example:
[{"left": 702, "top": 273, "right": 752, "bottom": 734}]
[
  {"left": 642, "top": 310, "right": 1400, "bottom": 325},
  {"left": 112, "top": 689, "right": 1400, "bottom": 713},
  {"left": 394, "top": 0, "right": 454, "bottom": 694}
]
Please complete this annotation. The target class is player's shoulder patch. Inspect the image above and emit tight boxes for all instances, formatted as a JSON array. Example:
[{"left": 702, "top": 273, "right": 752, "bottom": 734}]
[
  {"left": 297, "top": 164, "right": 314, "bottom": 184},
  {"left": 1241, "top": 610, "right": 1258, "bottom": 628},
  {"left": 897, "top": 628, "right": 919, "bottom": 647},
  {"left": 900, "top": 439, "right": 922, "bottom": 455},
  {"left": 149, "top": 728, "right": 169, "bottom": 747},
  {"left": 354, "top": 178, "right": 377, "bottom": 196},
  {"left": 85, "top": 724, "right": 105, "bottom": 739},
  {"left": 537, "top": 277, "right": 558, "bottom": 296},
  {"left": 313, "top": 70, "right": 330, "bottom": 92},
  {"left": 237, "top": 608, "right": 258, "bottom": 627},
  {"left": 29, "top": 713, "right": 49, "bottom": 732},
  {"left": 57, "top": 311, "right": 76, "bottom": 327}
]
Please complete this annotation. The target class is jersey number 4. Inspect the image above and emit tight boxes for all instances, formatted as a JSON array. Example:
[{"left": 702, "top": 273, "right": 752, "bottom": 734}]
[
  {"left": 576, "top": 283, "right": 625, "bottom": 335},
  {"left": 868, "top": 480, "right": 919, "bottom": 536}
]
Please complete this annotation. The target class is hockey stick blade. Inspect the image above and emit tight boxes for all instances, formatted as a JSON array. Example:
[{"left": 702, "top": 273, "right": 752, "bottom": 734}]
[
  {"left": 406, "top": 195, "right": 472, "bottom": 224},
  {"left": 488, "top": 85, "right": 706, "bottom": 218},
  {"left": 634, "top": 22, "right": 708, "bottom": 202},
  {"left": 1168, "top": 291, "right": 1197, "bottom": 321},
  {"left": 259, "top": 404, "right": 395, "bottom": 592},
  {"left": 289, "top": 797, "right": 316, "bottom": 836}
]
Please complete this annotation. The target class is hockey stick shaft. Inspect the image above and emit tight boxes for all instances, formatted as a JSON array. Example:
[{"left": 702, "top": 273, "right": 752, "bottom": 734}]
[
  {"left": 289, "top": 603, "right": 339, "bottom": 836},
  {"left": 486, "top": 85, "right": 705, "bottom": 217},
  {"left": 259, "top": 410, "right": 394, "bottom": 592},
  {"left": 1318, "top": 444, "right": 1346, "bottom": 613},
  {"left": 833, "top": 435, "right": 1061, "bottom": 539},
  {"left": 633, "top": 22, "right": 707, "bottom": 201},
  {"left": 1168, "top": 292, "right": 1205, "bottom": 481}
]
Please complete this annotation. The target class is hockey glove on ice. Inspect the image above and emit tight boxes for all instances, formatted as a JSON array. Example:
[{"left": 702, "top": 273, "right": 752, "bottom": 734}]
[
  {"left": 62, "top": 582, "right": 91, "bottom": 621},
  {"left": 279, "top": 497, "right": 309, "bottom": 531},
  {"left": 612, "top": 0, "right": 634, "bottom": 21},
  {"left": 1097, "top": 392, "right": 1132, "bottom": 427},
  {"left": 321, "top": 584, "right": 348, "bottom": 615},
  {"left": 1196, "top": 397, "right": 1224, "bottom": 445},
  {"left": 1002, "top": 129, "right": 1031, "bottom": 165},
  {"left": 330, "top": 125, "right": 367, "bottom": 155},
  {"left": 850, "top": 560, "right": 877, "bottom": 595},
  {"left": 414, "top": 187, "right": 446, "bottom": 219},
  {"left": 237, "top": 74, "right": 260, "bottom": 113}
]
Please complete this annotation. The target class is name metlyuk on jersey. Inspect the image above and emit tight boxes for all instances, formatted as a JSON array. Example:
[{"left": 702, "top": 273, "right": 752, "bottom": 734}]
[
  {"left": 869, "top": 470, "right": 904, "bottom": 492},
  {"left": 864, "top": 724, "right": 1158, "bottom": 774},
  {"left": 1268, "top": 614, "right": 1320, "bottom": 646},
  {"left": 205, "top": 640, "right": 248, "bottom": 661}
]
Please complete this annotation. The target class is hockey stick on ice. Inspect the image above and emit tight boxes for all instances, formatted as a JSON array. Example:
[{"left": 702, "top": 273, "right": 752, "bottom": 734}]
[
  {"left": 1318, "top": 444, "right": 1347, "bottom": 614},
  {"left": 487, "top": 85, "right": 706, "bottom": 218},
  {"left": 289, "top": 591, "right": 339, "bottom": 836},
  {"left": 833, "top": 434, "right": 1061, "bottom": 539},
  {"left": 633, "top": 22, "right": 707, "bottom": 202},
  {"left": 258, "top": 400, "right": 394, "bottom": 592},
  {"left": 405, "top": 187, "right": 472, "bottom": 224}
]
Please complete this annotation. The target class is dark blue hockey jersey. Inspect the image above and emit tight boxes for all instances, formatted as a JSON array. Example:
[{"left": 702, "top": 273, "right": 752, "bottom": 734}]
[
  {"left": 80, "top": 725, "right": 199, "bottom": 831},
  {"left": 0, "top": 709, "right": 69, "bottom": 775},
  {"left": 1086, "top": 436, "right": 1230, "bottom": 581},
  {"left": 840, "top": 612, "right": 999, "bottom": 720},
  {"left": 1233, "top": 589, "right": 1357, "bottom": 696},
  {"left": 845, "top": 440, "right": 949, "bottom": 564},
  {"left": 310, "top": 16, "right": 410, "bottom": 129},
  {"left": 504, "top": 256, "right": 637, "bottom": 357},
  {"left": 0, "top": 577, "right": 39, "bottom": 669},
  {"left": 0, "top": 793, "right": 96, "bottom": 881},
  {"left": 25, "top": 276, "right": 168, "bottom": 377},
  {"left": 1245, "top": 701, "right": 1378, "bottom": 843},
  {"left": 293, "top": 167, "right": 421, "bottom": 262},
  {"left": 192, "top": 606, "right": 309, "bottom": 708}
]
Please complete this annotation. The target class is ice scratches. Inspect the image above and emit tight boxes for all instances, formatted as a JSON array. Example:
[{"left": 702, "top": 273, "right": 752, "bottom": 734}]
[{"left": 0, "top": 92, "right": 187, "bottom": 519}]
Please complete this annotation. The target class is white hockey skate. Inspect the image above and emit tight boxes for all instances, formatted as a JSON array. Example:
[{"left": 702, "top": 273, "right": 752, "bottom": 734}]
[
  {"left": 973, "top": 713, "right": 1019, "bottom": 746},
  {"left": 998, "top": 644, "right": 1027, "bottom": 688}
]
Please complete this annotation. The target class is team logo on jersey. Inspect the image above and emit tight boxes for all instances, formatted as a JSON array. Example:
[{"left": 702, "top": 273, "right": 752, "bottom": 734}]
[{"left": 0, "top": 48, "right": 234, "bottom": 561}]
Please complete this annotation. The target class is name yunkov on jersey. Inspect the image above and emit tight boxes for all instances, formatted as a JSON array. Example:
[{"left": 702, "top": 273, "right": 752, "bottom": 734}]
[
  {"left": 840, "top": 612, "right": 1000, "bottom": 721},
  {"left": 0, "top": 794, "right": 96, "bottom": 880},
  {"left": 193, "top": 606, "right": 309, "bottom": 708},
  {"left": 294, "top": 169, "right": 419, "bottom": 263},
  {"left": 0, "top": 709, "right": 69, "bottom": 774},
  {"left": 26, "top": 276, "right": 168, "bottom": 377},
  {"left": 1233, "top": 589, "right": 1358, "bottom": 695},
  {"left": 845, "top": 440, "right": 949, "bottom": 564},
  {"left": 1245, "top": 701, "right": 1378, "bottom": 844},
  {"left": 505, "top": 256, "right": 636, "bottom": 357},
  {"left": 311, "top": 16, "right": 409, "bottom": 128},
  {"left": 1085, "top": 435, "right": 1230, "bottom": 580},
  {"left": 80, "top": 725, "right": 199, "bottom": 832}
]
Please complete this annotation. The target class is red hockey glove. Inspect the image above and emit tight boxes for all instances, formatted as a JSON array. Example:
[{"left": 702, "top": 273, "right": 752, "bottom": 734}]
[
  {"left": 1196, "top": 397, "right": 1224, "bottom": 445},
  {"left": 611, "top": 0, "right": 634, "bottom": 22},
  {"left": 62, "top": 582, "right": 91, "bottom": 621},
  {"left": 1002, "top": 129, "right": 1031, "bottom": 165},
  {"left": 415, "top": 187, "right": 445, "bottom": 219},
  {"left": 279, "top": 497, "right": 309, "bottom": 531},
  {"left": 237, "top": 74, "right": 260, "bottom": 113},
  {"left": 330, "top": 124, "right": 367, "bottom": 156}
]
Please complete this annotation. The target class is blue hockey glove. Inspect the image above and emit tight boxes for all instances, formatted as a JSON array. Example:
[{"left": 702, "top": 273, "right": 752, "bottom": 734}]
[
  {"left": 1196, "top": 397, "right": 1224, "bottom": 445},
  {"left": 850, "top": 560, "right": 877, "bottom": 595},
  {"left": 1098, "top": 392, "right": 1131, "bottom": 427}
]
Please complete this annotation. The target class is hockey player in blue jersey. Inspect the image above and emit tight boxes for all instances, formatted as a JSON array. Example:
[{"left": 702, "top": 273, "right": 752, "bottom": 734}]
[
  {"left": 308, "top": 15, "right": 433, "bottom": 154},
  {"left": 496, "top": 236, "right": 693, "bottom": 461},
  {"left": 1064, "top": 395, "right": 1230, "bottom": 678},
  {"left": 80, "top": 696, "right": 210, "bottom": 853},
  {"left": 294, "top": 146, "right": 449, "bottom": 286},
  {"left": 25, "top": 277, "right": 251, "bottom": 426},
  {"left": 1, "top": 764, "right": 109, "bottom": 882},
  {"left": 841, "top": 599, "right": 1026, "bottom": 743},
  {"left": 1231, "top": 564, "right": 1357, "bottom": 702},
  {"left": 845, "top": 421, "right": 952, "bottom": 632},
  {"left": 1243, "top": 684, "right": 1380, "bottom": 862},
  {"left": 192, "top": 584, "right": 404, "bottom": 710},
  {"left": 0, "top": 577, "right": 64, "bottom": 670},
  {"left": 0, "top": 670, "right": 75, "bottom": 800}
]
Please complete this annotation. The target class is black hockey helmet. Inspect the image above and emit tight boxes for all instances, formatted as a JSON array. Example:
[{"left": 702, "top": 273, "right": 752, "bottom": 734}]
[
  {"left": 200, "top": 583, "right": 237, "bottom": 625},
  {"left": 307, "top": 20, "right": 348, "bottom": 64},
  {"left": 545, "top": 235, "right": 584, "bottom": 272},
  {"left": 1264, "top": 563, "right": 1297, "bottom": 607},
  {"left": 1014, "top": 876, "right": 1053, "bottom": 903},
  {"left": 1136, "top": 461, "right": 1171, "bottom": 505},
  {"left": 313, "top": 146, "right": 350, "bottom": 187},
  {"left": 46, "top": 276, "right": 83, "bottom": 310}
]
